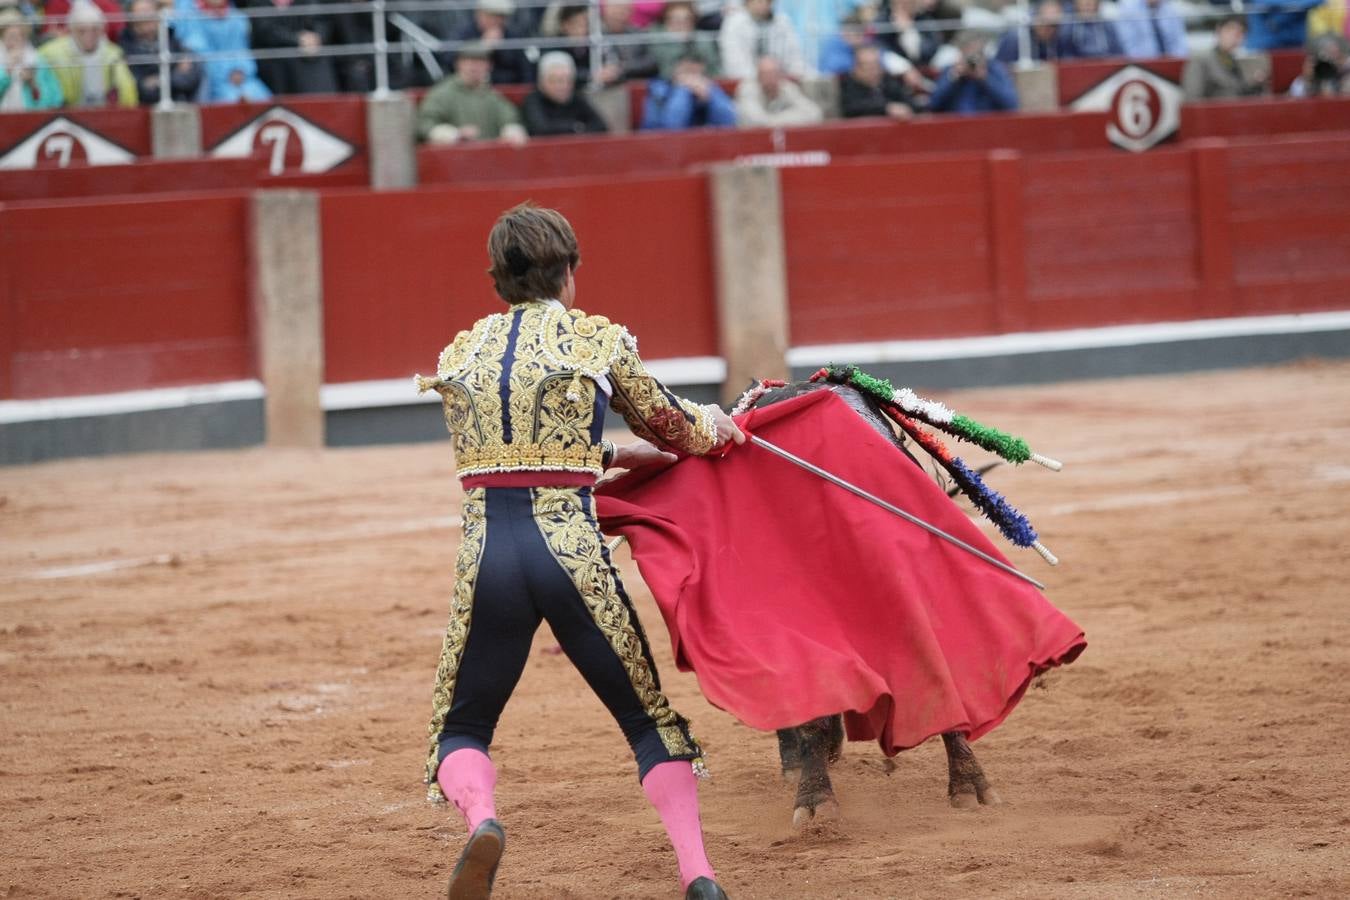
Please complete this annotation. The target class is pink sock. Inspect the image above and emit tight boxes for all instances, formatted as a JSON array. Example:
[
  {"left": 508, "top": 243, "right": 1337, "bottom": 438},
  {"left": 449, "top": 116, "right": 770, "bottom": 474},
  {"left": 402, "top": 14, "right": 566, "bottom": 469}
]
[
  {"left": 641, "top": 761, "right": 716, "bottom": 890},
  {"left": 437, "top": 748, "right": 498, "bottom": 834}
]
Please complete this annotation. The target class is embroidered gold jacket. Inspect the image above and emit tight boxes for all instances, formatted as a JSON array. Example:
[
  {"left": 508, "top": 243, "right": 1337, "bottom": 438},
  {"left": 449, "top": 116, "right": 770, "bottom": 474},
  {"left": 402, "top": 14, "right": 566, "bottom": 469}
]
[{"left": 416, "top": 300, "right": 719, "bottom": 478}]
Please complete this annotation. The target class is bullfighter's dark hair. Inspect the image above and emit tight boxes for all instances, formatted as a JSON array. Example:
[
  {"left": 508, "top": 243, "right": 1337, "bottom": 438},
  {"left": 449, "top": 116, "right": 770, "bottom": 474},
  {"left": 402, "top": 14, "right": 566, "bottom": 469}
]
[{"left": 486, "top": 202, "right": 581, "bottom": 304}]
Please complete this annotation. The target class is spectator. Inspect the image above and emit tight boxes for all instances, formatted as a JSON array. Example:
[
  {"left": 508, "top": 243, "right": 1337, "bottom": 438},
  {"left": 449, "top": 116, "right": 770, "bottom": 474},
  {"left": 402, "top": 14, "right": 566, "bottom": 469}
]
[
  {"left": 1246, "top": 0, "right": 1321, "bottom": 50},
  {"left": 692, "top": 0, "right": 725, "bottom": 32},
  {"left": 120, "top": 0, "right": 202, "bottom": 104},
  {"left": 839, "top": 42, "right": 917, "bottom": 118},
  {"left": 649, "top": 1, "right": 720, "bottom": 79},
  {"left": 996, "top": 0, "right": 1079, "bottom": 63},
  {"left": 521, "top": 51, "right": 608, "bottom": 135},
  {"left": 628, "top": 0, "right": 666, "bottom": 29},
  {"left": 240, "top": 0, "right": 340, "bottom": 95},
  {"left": 736, "top": 54, "right": 823, "bottom": 126},
  {"left": 1290, "top": 32, "right": 1350, "bottom": 95},
  {"left": 38, "top": 1, "right": 138, "bottom": 106},
  {"left": 416, "top": 44, "right": 528, "bottom": 145},
  {"left": 173, "top": 0, "right": 271, "bottom": 102},
  {"left": 1115, "top": 0, "right": 1188, "bottom": 59},
  {"left": 598, "top": 0, "right": 658, "bottom": 86},
  {"left": 640, "top": 52, "right": 736, "bottom": 129},
  {"left": 928, "top": 32, "right": 1018, "bottom": 114},
  {"left": 326, "top": 3, "right": 407, "bottom": 91},
  {"left": 1182, "top": 15, "right": 1267, "bottom": 100},
  {"left": 43, "top": 0, "right": 125, "bottom": 43},
  {"left": 550, "top": 5, "right": 594, "bottom": 84},
  {"left": 818, "top": 9, "right": 870, "bottom": 75},
  {"left": 450, "top": 0, "right": 535, "bottom": 86},
  {"left": 776, "top": 0, "right": 868, "bottom": 63},
  {"left": 1308, "top": 0, "right": 1348, "bottom": 41},
  {"left": 1062, "top": 0, "right": 1124, "bottom": 58},
  {"left": 720, "top": 0, "right": 807, "bottom": 79},
  {"left": 881, "top": 0, "right": 947, "bottom": 67},
  {"left": 1, "top": 7, "right": 62, "bottom": 110}
]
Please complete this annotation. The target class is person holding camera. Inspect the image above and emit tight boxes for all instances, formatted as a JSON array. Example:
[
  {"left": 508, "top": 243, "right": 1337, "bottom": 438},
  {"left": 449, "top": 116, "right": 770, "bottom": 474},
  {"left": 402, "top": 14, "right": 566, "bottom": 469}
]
[
  {"left": 928, "top": 32, "right": 1018, "bottom": 115},
  {"left": 1290, "top": 33, "right": 1350, "bottom": 96}
]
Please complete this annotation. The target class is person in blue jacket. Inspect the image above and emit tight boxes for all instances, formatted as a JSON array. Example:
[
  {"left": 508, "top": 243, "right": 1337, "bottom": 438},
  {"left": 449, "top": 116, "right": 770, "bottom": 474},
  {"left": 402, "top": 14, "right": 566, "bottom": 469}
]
[
  {"left": 1115, "top": 0, "right": 1189, "bottom": 58},
  {"left": 641, "top": 53, "right": 737, "bottom": 130},
  {"left": 172, "top": 0, "right": 271, "bottom": 102},
  {"left": 1243, "top": 0, "right": 1323, "bottom": 50},
  {"left": 929, "top": 33, "right": 1019, "bottom": 114}
]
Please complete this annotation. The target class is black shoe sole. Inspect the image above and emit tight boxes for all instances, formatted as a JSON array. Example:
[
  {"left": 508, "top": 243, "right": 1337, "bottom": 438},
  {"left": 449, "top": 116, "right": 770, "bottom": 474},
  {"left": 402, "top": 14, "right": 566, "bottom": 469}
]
[{"left": 447, "top": 828, "right": 503, "bottom": 900}]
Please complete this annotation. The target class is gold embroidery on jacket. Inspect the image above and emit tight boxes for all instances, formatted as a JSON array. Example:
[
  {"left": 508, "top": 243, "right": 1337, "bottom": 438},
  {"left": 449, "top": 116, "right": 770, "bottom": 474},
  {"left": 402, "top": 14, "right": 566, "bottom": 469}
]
[
  {"left": 424, "top": 488, "right": 488, "bottom": 801},
  {"left": 530, "top": 487, "right": 698, "bottom": 760},
  {"left": 608, "top": 346, "right": 718, "bottom": 455},
  {"left": 427, "top": 301, "right": 718, "bottom": 477}
]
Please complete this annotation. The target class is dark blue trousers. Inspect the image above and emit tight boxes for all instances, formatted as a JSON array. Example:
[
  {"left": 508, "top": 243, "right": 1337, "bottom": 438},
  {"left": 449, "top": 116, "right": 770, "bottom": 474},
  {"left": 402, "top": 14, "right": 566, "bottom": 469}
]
[{"left": 429, "top": 487, "right": 700, "bottom": 782}]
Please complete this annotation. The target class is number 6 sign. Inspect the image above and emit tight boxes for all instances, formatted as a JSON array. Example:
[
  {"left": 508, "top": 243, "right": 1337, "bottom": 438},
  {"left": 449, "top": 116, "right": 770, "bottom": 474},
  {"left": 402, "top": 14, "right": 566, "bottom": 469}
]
[{"left": 1071, "top": 65, "right": 1182, "bottom": 153}]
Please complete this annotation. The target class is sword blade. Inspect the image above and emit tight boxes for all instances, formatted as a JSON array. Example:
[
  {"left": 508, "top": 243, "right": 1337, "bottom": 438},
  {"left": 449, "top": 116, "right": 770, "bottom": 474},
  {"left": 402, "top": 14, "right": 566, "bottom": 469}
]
[{"left": 749, "top": 435, "right": 1046, "bottom": 591}]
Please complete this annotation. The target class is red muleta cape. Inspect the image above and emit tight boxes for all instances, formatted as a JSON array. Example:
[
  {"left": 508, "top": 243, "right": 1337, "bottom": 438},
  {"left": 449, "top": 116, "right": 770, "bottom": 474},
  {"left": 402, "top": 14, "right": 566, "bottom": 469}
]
[{"left": 595, "top": 390, "right": 1085, "bottom": 754}]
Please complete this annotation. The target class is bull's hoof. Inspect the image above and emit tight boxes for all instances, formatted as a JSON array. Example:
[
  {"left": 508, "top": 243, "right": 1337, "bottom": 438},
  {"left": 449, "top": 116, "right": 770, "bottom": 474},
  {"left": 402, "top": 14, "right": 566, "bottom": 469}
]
[
  {"left": 949, "top": 789, "right": 980, "bottom": 810},
  {"left": 949, "top": 781, "right": 1002, "bottom": 809},
  {"left": 792, "top": 796, "right": 840, "bottom": 827}
]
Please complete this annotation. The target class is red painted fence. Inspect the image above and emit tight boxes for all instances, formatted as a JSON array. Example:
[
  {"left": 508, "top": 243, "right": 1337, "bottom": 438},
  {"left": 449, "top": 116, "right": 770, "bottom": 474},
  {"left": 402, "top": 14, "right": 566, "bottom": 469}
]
[
  {"left": 3, "top": 131, "right": 1348, "bottom": 401},
  {"left": 0, "top": 193, "right": 253, "bottom": 400},
  {"left": 319, "top": 174, "right": 719, "bottom": 384}
]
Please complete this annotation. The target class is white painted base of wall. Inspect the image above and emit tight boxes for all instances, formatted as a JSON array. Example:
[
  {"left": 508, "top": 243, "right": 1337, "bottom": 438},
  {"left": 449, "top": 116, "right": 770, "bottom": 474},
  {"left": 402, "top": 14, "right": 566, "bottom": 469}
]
[{"left": 3, "top": 313, "right": 1347, "bottom": 428}]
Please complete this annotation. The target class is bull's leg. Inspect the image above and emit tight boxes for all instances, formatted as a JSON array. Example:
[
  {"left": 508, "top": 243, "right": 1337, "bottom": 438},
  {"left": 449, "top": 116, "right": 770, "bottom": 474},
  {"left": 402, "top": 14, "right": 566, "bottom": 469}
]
[
  {"left": 942, "top": 731, "right": 1002, "bottom": 810},
  {"left": 826, "top": 714, "right": 845, "bottom": 764},
  {"left": 792, "top": 717, "right": 841, "bottom": 827},
  {"left": 777, "top": 728, "right": 802, "bottom": 776}
]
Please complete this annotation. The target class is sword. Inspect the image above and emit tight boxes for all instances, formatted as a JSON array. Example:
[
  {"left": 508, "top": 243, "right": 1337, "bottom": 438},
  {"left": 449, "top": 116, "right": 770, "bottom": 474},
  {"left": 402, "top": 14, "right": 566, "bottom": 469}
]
[{"left": 749, "top": 435, "right": 1048, "bottom": 591}]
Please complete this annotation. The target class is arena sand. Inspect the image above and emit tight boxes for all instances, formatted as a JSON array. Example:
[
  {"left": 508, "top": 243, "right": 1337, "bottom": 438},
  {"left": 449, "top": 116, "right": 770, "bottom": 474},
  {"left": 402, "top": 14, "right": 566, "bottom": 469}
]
[{"left": 2, "top": 361, "right": 1348, "bottom": 899}]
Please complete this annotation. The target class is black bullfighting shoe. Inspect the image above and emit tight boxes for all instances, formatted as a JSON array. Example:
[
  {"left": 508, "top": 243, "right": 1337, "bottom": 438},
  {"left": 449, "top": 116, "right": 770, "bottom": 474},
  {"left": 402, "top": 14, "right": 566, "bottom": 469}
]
[
  {"left": 684, "top": 876, "right": 730, "bottom": 900},
  {"left": 447, "top": 819, "right": 505, "bottom": 900}
]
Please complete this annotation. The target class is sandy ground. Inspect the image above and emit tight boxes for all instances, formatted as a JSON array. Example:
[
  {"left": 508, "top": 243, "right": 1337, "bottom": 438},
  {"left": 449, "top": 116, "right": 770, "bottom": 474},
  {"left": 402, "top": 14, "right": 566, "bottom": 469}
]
[{"left": 3, "top": 361, "right": 1349, "bottom": 900}]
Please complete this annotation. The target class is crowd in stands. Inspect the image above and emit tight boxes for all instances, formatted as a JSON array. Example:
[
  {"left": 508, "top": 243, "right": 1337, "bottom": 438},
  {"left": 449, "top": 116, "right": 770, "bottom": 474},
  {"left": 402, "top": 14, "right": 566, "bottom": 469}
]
[{"left": 1, "top": 0, "right": 1348, "bottom": 131}]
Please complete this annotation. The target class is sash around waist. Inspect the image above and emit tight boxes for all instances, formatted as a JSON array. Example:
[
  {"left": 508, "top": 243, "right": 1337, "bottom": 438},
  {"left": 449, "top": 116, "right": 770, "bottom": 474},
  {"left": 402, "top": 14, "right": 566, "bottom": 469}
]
[{"left": 461, "top": 471, "right": 598, "bottom": 489}]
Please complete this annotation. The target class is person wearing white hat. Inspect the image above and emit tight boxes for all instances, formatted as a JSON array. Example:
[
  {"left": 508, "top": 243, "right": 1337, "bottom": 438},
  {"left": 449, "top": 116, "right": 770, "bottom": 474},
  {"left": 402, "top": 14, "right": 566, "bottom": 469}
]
[{"left": 36, "top": 0, "right": 138, "bottom": 106}]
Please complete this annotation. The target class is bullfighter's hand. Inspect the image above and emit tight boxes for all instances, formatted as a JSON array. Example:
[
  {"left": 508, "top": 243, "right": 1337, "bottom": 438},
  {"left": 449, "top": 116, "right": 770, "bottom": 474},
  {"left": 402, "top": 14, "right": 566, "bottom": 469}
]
[
  {"left": 612, "top": 440, "right": 679, "bottom": 470},
  {"left": 712, "top": 406, "right": 746, "bottom": 447}
]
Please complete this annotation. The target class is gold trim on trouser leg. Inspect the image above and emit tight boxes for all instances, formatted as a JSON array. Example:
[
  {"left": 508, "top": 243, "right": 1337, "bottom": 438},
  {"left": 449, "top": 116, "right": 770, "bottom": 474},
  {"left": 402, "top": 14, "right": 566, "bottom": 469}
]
[
  {"left": 529, "top": 487, "right": 699, "bottom": 761},
  {"left": 424, "top": 488, "right": 488, "bottom": 802}
]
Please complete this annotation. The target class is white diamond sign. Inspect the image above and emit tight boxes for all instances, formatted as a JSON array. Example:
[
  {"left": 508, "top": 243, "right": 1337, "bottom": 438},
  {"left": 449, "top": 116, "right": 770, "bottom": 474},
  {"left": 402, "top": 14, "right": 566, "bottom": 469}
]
[
  {"left": 210, "top": 106, "right": 355, "bottom": 175},
  {"left": 0, "top": 116, "right": 136, "bottom": 169},
  {"left": 1070, "top": 65, "right": 1182, "bottom": 153}
]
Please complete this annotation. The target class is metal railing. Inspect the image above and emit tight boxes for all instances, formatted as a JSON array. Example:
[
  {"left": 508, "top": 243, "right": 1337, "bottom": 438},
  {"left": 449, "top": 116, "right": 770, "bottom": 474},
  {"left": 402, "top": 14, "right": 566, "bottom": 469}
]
[{"left": 8, "top": 0, "right": 1308, "bottom": 113}]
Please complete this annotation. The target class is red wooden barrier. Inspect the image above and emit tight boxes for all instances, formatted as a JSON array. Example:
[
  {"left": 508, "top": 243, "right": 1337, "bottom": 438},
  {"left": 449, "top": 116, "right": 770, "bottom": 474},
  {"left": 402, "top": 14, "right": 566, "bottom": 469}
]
[
  {"left": 5, "top": 131, "right": 1348, "bottom": 403},
  {"left": 418, "top": 111, "right": 1117, "bottom": 186},
  {"left": 0, "top": 157, "right": 261, "bottom": 202},
  {"left": 1184, "top": 96, "right": 1350, "bottom": 140},
  {"left": 0, "top": 98, "right": 366, "bottom": 182},
  {"left": 1020, "top": 149, "right": 1202, "bottom": 327},
  {"left": 1225, "top": 134, "right": 1350, "bottom": 315},
  {"left": 1057, "top": 50, "right": 1305, "bottom": 105},
  {"left": 198, "top": 96, "right": 367, "bottom": 180},
  {"left": 0, "top": 193, "right": 253, "bottom": 400},
  {"left": 417, "top": 98, "right": 1349, "bottom": 188},
  {"left": 0, "top": 107, "right": 151, "bottom": 167},
  {"left": 780, "top": 154, "right": 1000, "bottom": 345},
  {"left": 318, "top": 173, "right": 719, "bottom": 385}
]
